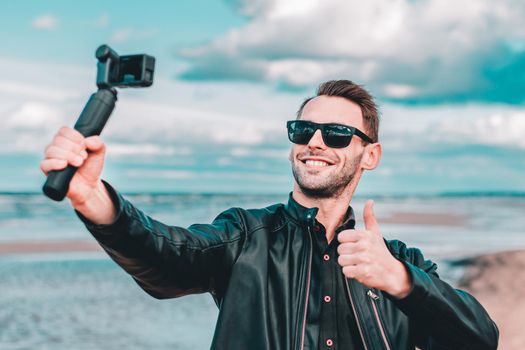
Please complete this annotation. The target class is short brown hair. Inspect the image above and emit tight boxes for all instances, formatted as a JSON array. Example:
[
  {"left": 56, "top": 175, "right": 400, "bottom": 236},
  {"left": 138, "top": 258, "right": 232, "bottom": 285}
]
[{"left": 296, "top": 80, "right": 380, "bottom": 143}]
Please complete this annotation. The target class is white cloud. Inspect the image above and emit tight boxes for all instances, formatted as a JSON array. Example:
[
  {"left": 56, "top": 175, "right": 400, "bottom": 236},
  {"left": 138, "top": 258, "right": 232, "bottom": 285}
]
[
  {"left": 0, "top": 58, "right": 97, "bottom": 153},
  {"left": 179, "top": 0, "right": 525, "bottom": 103},
  {"left": 0, "top": 57, "right": 92, "bottom": 104},
  {"left": 95, "top": 14, "right": 109, "bottom": 28},
  {"left": 126, "top": 169, "right": 194, "bottom": 179},
  {"left": 6, "top": 102, "right": 64, "bottom": 130},
  {"left": 0, "top": 80, "right": 80, "bottom": 101},
  {"left": 124, "top": 168, "right": 289, "bottom": 182},
  {"left": 110, "top": 29, "right": 133, "bottom": 43},
  {"left": 382, "top": 84, "right": 418, "bottom": 99},
  {"left": 103, "top": 92, "right": 286, "bottom": 146},
  {"left": 230, "top": 147, "right": 288, "bottom": 158},
  {"left": 2, "top": 54, "right": 524, "bottom": 161},
  {"left": 231, "top": 147, "right": 250, "bottom": 157},
  {"left": 0, "top": 102, "right": 70, "bottom": 154},
  {"left": 0, "top": 56, "right": 294, "bottom": 156},
  {"left": 32, "top": 14, "right": 58, "bottom": 30},
  {"left": 107, "top": 143, "right": 192, "bottom": 157},
  {"left": 0, "top": 58, "right": 523, "bottom": 194},
  {"left": 434, "top": 112, "right": 525, "bottom": 148}
]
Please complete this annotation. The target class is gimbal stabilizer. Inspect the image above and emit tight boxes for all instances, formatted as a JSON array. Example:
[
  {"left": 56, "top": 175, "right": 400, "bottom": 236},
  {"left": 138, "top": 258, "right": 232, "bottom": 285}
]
[{"left": 42, "top": 45, "right": 155, "bottom": 201}]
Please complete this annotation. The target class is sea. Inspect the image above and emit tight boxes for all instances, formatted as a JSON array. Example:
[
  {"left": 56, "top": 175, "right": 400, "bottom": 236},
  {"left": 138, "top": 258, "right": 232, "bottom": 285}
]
[{"left": 0, "top": 192, "right": 524, "bottom": 349}]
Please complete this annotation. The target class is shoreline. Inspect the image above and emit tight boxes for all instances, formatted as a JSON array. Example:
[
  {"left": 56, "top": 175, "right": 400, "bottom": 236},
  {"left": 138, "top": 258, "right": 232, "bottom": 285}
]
[
  {"left": 0, "top": 240, "right": 102, "bottom": 255},
  {"left": 0, "top": 210, "right": 468, "bottom": 257}
]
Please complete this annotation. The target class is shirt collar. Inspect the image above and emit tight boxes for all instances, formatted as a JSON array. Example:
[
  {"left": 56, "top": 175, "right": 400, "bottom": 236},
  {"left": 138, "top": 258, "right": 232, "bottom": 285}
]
[{"left": 284, "top": 192, "right": 356, "bottom": 231}]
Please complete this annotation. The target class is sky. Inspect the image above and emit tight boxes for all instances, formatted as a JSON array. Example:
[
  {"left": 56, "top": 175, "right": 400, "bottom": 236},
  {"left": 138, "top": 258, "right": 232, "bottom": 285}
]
[{"left": 1, "top": 0, "right": 524, "bottom": 195}]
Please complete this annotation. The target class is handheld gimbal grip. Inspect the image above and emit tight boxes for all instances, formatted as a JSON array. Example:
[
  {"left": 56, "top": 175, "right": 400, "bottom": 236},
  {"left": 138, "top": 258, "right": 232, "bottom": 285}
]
[{"left": 42, "top": 89, "right": 117, "bottom": 201}]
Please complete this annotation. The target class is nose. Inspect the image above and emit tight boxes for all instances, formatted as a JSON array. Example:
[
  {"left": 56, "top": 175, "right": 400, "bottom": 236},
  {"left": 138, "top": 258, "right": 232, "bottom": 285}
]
[{"left": 307, "top": 129, "right": 327, "bottom": 149}]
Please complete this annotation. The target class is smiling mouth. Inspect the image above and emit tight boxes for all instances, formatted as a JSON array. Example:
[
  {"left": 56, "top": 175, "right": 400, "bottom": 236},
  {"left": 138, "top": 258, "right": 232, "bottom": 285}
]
[
  {"left": 304, "top": 159, "right": 331, "bottom": 167},
  {"left": 299, "top": 156, "right": 337, "bottom": 169}
]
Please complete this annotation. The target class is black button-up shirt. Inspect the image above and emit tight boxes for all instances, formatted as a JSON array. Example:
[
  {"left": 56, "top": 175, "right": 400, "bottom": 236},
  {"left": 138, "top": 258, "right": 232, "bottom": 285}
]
[{"left": 304, "top": 209, "right": 365, "bottom": 350}]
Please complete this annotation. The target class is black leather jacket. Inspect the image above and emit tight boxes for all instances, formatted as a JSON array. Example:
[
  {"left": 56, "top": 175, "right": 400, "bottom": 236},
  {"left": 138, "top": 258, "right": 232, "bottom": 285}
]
[{"left": 78, "top": 182, "right": 498, "bottom": 350}]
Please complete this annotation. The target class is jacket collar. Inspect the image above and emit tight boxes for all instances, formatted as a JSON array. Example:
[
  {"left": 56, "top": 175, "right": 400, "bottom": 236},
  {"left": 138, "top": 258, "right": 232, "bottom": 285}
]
[{"left": 284, "top": 192, "right": 356, "bottom": 231}]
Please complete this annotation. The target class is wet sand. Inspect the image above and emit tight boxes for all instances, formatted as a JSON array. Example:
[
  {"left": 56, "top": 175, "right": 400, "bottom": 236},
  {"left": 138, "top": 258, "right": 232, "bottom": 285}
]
[
  {"left": 0, "top": 240, "right": 102, "bottom": 255},
  {"left": 455, "top": 250, "right": 525, "bottom": 350},
  {"left": 382, "top": 211, "right": 467, "bottom": 226}
]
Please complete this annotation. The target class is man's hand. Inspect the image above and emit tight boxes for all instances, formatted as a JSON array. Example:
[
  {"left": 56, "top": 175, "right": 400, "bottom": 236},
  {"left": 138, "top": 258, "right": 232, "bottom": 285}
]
[
  {"left": 40, "top": 126, "right": 116, "bottom": 224},
  {"left": 337, "top": 200, "right": 412, "bottom": 299}
]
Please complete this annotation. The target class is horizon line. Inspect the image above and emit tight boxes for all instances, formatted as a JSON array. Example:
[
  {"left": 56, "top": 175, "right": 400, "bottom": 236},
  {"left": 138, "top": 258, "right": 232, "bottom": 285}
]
[{"left": 1, "top": 190, "right": 524, "bottom": 198}]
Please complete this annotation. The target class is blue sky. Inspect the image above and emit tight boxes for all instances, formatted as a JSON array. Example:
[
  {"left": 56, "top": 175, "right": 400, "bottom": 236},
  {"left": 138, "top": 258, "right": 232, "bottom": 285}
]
[{"left": 1, "top": 0, "right": 524, "bottom": 195}]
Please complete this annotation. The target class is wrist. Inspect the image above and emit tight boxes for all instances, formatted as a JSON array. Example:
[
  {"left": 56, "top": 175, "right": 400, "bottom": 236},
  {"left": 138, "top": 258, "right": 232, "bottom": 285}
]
[
  {"left": 71, "top": 180, "right": 117, "bottom": 225},
  {"left": 387, "top": 259, "right": 412, "bottom": 299}
]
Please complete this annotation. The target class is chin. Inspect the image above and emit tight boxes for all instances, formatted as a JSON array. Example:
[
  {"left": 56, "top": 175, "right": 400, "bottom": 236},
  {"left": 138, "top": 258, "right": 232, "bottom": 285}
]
[
  {"left": 298, "top": 184, "right": 341, "bottom": 199},
  {"left": 295, "top": 176, "right": 339, "bottom": 198},
  {"left": 293, "top": 170, "right": 357, "bottom": 200}
]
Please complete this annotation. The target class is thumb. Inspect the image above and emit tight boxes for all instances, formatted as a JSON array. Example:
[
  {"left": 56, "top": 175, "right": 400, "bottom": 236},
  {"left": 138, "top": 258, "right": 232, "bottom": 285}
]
[
  {"left": 363, "top": 199, "right": 379, "bottom": 232},
  {"left": 77, "top": 136, "right": 106, "bottom": 182},
  {"left": 85, "top": 136, "right": 105, "bottom": 153}
]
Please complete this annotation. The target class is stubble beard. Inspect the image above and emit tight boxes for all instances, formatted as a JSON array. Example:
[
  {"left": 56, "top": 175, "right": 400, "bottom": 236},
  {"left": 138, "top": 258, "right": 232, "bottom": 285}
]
[{"left": 291, "top": 153, "right": 363, "bottom": 199}]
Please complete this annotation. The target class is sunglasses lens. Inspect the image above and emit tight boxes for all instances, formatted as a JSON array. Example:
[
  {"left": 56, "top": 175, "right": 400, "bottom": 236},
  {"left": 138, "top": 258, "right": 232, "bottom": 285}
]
[
  {"left": 287, "top": 121, "right": 354, "bottom": 148},
  {"left": 288, "top": 121, "right": 315, "bottom": 144},
  {"left": 323, "top": 125, "right": 353, "bottom": 148}
]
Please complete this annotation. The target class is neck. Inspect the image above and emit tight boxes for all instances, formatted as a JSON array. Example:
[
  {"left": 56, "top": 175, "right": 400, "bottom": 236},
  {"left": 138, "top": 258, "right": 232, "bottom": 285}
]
[{"left": 292, "top": 184, "right": 356, "bottom": 243}]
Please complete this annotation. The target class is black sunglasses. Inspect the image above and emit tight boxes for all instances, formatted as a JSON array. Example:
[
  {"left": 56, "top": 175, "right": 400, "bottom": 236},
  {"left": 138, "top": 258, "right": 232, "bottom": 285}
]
[{"left": 287, "top": 120, "right": 374, "bottom": 148}]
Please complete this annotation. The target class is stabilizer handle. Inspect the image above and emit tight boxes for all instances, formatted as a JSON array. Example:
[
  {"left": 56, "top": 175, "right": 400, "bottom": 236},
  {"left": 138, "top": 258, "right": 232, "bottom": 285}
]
[{"left": 42, "top": 89, "right": 117, "bottom": 201}]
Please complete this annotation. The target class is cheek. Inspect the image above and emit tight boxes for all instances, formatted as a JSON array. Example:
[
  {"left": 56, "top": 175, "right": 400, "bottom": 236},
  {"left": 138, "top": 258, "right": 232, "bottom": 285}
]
[
  {"left": 339, "top": 150, "right": 361, "bottom": 168},
  {"left": 333, "top": 150, "right": 346, "bottom": 164},
  {"left": 289, "top": 145, "right": 302, "bottom": 162}
]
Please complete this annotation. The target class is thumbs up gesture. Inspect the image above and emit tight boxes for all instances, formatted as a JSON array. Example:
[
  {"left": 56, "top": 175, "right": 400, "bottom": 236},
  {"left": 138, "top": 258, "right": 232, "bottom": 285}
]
[{"left": 337, "top": 200, "right": 412, "bottom": 299}]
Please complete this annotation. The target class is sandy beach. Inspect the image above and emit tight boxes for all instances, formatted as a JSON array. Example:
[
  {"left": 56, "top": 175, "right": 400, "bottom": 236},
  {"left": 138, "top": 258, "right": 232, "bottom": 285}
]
[
  {"left": 0, "top": 239, "right": 102, "bottom": 255},
  {"left": 456, "top": 250, "right": 525, "bottom": 350}
]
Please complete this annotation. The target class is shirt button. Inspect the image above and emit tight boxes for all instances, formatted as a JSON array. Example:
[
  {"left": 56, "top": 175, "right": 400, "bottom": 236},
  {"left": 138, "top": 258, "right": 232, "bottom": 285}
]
[
  {"left": 326, "top": 339, "right": 334, "bottom": 347},
  {"left": 324, "top": 295, "right": 331, "bottom": 303},
  {"left": 323, "top": 254, "right": 330, "bottom": 261}
]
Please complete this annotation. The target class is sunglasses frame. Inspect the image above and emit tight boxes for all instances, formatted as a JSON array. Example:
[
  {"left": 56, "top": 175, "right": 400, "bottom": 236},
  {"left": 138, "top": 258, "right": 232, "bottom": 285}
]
[{"left": 287, "top": 120, "right": 374, "bottom": 148}]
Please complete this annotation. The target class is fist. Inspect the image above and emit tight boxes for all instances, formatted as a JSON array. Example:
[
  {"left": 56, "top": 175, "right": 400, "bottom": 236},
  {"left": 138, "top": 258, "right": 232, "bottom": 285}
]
[
  {"left": 337, "top": 200, "right": 412, "bottom": 298},
  {"left": 40, "top": 126, "right": 106, "bottom": 205}
]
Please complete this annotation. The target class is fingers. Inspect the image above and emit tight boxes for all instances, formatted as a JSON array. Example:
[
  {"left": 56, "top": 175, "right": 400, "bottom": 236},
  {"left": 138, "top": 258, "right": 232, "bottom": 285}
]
[
  {"left": 337, "top": 241, "right": 361, "bottom": 255},
  {"left": 337, "top": 229, "right": 365, "bottom": 243},
  {"left": 342, "top": 265, "right": 357, "bottom": 278},
  {"left": 84, "top": 136, "right": 105, "bottom": 153},
  {"left": 44, "top": 145, "right": 84, "bottom": 167},
  {"left": 40, "top": 158, "right": 68, "bottom": 175},
  {"left": 58, "top": 126, "right": 84, "bottom": 143},
  {"left": 342, "top": 265, "right": 371, "bottom": 279},
  {"left": 40, "top": 126, "right": 105, "bottom": 175},
  {"left": 338, "top": 253, "right": 370, "bottom": 267},
  {"left": 50, "top": 134, "right": 86, "bottom": 155}
]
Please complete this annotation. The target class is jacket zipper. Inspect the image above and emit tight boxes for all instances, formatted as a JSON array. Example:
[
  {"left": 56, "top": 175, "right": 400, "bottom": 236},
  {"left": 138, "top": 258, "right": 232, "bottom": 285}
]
[
  {"left": 344, "top": 279, "right": 369, "bottom": 350},
  {"left": 299, "top": 226, "right": 313, "bottom": 350},
  {"left": 367, "top": 289, "right": 392, "bottom": 350}
]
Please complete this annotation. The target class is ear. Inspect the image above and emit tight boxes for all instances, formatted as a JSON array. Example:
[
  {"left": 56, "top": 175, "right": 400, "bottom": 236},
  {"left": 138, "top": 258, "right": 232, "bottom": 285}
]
[
  {"left": 288, "top": 148, "right": 293, "bottom": 162},
  {"left": 361, "top": 142, "right": 382, "bottom": 170}
]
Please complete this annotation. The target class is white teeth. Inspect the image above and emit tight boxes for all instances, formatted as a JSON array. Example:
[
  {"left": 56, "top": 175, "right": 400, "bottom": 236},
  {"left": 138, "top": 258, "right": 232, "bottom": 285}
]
[{"left": 305, "top": 160, "right": 329, "bottom": 167}]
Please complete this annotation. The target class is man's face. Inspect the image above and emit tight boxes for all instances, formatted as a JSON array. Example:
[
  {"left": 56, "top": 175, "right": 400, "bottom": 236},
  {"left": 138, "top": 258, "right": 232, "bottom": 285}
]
[{"left": 290, "top": 95, "right": 367, "bottom": 198}]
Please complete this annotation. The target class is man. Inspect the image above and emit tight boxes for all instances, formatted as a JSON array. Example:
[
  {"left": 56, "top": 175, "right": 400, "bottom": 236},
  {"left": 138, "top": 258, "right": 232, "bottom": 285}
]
[{"left": 41, "top": 80, "right": 498, "bottom": 349}]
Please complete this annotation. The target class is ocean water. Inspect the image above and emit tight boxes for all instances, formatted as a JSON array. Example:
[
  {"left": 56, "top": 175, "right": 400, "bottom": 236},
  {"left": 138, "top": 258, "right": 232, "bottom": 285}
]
[{"left": 0, "top": 193, "right": 524, "bottom": 349}]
